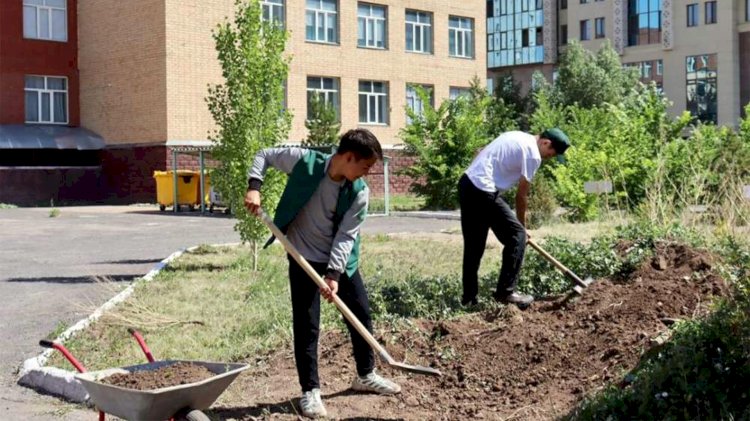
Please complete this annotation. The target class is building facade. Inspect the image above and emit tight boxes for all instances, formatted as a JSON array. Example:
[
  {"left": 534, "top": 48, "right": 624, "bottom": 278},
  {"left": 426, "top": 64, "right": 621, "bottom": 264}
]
[
  {"left": 0, "top": 0, "right": 485, "bottom": 204},
  {"left": 487, "top": 0, "right": 750, "bottom": 127}
]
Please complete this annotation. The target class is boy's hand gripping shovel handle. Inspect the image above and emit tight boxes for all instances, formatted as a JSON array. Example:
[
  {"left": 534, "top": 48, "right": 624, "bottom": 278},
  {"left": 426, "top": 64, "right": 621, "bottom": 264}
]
[{"left": 259, "top": 210, "right": 441, "bottom": 376}]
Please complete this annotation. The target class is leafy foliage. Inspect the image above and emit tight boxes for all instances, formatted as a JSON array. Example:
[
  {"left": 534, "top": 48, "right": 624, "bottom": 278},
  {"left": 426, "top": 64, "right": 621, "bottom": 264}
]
[
  {"left": 400, "top": 81, "right": 491, "bottom": 209},
  {"left": 206, "top": 0, "right": 291, "bottom": 244}
]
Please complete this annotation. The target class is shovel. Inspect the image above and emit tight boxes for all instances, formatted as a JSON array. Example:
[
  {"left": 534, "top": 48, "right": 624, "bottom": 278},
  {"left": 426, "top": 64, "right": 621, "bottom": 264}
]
[
  {"left": 527, "top": 238, "right": 593, "bottom": 295},
  {"left": 259, "top": 210, "right": 441, "bottom": 377}
]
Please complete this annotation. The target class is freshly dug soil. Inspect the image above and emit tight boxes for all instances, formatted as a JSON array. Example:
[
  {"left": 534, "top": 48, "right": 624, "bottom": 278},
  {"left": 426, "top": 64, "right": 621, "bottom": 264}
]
[
  {"left": 101, "top": 362, "right": 215, "bottom": 390},
  {"left": 212, "top": 242, "right": 728, "bottom": 420}
]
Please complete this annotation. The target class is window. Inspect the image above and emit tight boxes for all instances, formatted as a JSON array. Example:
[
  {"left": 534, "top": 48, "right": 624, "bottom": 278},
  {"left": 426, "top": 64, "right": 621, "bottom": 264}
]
[
  {"left": 306, "top": 0, "right": 338, "bottom": 43},
  {"left": 449, "top": 16, "right": 474, "bottom": 58},
  {"left": 306, "top": 77, "right": 339, "bottom": 119},
  {"left": 261, "top": 0, "right": 284, "bottom": 26},
  {"left": 23, "top": 0, "right": 67, "bottom": 42},
  {"left": 686, "top": 54, "right": 717, "bottom": 124},
  {"left": 405, "top": 84, "right": 433, "bottom": 123},
  {"left": 405, "top": 10, "right": 432, "bottom": 53},
  {"left": 358, "top": 3, "right": 386, "bottom": 49},
  {"left": 486, "top": 0, "right": 544, "bottom": 68},
  {"left": 580, "top": 19, "right": 591, "bottom": 40},
  {"left": 358, "top": 81, "right": 388, "bottom": 124},
  {"left": 580, "top": 0, "right": 589, "bottom": 3},
  {"left": 687, "top": 4, "right": 699, "bottom": 27},
  {"left": 449, "top": 87, "right": 470, "bottom": 100},
  {"left": 705, "top": 1, "right": 716, "bottom": 24},
  {"left": 656, "top": 59, "right": 663, "bottom": 75},
  {"left": 595, "top": 17, "right": 605, "bottom": 38},
  {"left": 747, "top": 0, "right": 750, "bottom": 22},
  {"left": 627, "top": 0, "right": 661, "bottom": 46},
  {"left": 560, "top": 0, "right": 568, "bottom": 9},
  {"left": 25, "top": 75, "right": 68, "bottom": 124},
  {"left": 560, "top": 24, "right": 568, "bottom": 45}
]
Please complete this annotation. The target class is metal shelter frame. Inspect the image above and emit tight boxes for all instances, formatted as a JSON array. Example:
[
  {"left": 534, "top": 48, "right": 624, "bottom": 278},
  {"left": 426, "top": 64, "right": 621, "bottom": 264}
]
[{"left": 165, "top": 140, "right": 214, "bottom": 214}]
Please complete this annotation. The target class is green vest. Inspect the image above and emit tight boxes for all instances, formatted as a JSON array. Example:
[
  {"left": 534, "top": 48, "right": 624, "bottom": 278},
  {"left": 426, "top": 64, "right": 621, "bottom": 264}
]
[{"left": 272, "top": 150, "right": 366, "bottom": 277}]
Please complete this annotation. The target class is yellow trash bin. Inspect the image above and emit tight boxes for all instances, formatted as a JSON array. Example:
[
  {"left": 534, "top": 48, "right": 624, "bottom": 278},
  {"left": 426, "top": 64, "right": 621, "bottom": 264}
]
[{"left": 153, "top": 170, "right": 200, "bottom": 211}]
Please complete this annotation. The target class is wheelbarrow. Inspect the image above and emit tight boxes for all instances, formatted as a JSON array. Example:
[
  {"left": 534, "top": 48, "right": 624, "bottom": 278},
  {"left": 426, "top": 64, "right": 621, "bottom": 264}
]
[{"left": 40, "top": 328, "right": 249, "bottom": 421}]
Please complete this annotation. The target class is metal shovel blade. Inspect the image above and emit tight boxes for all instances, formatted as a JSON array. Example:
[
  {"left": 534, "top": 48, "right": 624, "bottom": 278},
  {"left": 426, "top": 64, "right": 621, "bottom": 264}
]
[
  {"left": 389, "top": 361, "right": 442, "bottom": 376},
  {"left": 572, "top": 277, "right": 595, "bottom": 295}
]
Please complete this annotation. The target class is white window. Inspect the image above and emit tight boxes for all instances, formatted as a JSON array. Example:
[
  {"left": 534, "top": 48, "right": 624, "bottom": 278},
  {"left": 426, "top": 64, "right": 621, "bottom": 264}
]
[
  {"left": 746, "top": 0, "right": 750, "bottom": 22},
  {"left": 449, "top": 87, "right": 470, "bottom": 100},
  {"left": 359, "top": 81, "right": 388, "bottom": 124},
  {"left": 358, "top": 3, "right": 387, "bottom": 49},
  {"left": 306, "top": 0, "right": 338, "bottom": 43},
  {"left": 25, "top": 75, "right": 68, "bottom": 124},
  {"left": 23, "top": 0, "right": 67, "bottom": 42},
  {"left": 406, "top": 10, "right": 432, "bottom": 53},
  {"left": 306, "top": 76, "right": 339, "bottom": 119},
  {"left": 449, "top": 16, "right": 474, "bottom": 58},
  {"left": 657, "top": 59, "right": 664, "bottom": 76},
  {"left": 406, "top": 84, "right": 433, "bottom": 123},
  {"left": 261, "top": 0, "right": 284, "bottom": 26}
]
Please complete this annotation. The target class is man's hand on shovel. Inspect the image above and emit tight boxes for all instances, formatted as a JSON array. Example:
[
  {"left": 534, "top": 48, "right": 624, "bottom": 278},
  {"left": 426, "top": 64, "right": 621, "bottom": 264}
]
[{"left": 321, "top": 277, "right": 338, "bottom": 303}]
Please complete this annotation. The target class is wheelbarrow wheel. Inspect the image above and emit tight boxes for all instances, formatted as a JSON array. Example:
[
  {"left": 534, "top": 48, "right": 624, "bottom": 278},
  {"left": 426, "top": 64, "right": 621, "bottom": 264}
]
[{"left": 175, "top": 408, "right": 210, "bottom": 421}]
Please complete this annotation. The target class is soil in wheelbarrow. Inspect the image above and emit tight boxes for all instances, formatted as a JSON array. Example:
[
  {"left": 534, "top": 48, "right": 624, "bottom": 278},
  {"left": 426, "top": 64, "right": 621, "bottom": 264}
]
[
  {"left": 101, "top": 362, "right": 215, "bottom": 390},
  {"left": 213, "top": 242, "right": 728, "bottom": 420}
]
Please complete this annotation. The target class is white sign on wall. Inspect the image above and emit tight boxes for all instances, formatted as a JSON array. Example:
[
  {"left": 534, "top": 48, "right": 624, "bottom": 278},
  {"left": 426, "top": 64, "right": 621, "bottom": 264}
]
[{"left": 584, "top": 180, "right": 613, "bottom": 194}]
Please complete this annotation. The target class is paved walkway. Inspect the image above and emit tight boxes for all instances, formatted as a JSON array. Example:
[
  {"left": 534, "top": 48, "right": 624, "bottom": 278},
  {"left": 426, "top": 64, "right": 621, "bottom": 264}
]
[{"left": 0, "top": 205, "right": 458, "bottom": 419}]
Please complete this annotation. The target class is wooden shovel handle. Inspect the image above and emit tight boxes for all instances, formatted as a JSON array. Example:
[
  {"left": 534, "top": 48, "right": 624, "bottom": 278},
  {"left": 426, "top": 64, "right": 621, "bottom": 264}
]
[
  {"left": 527, "top": 238, "right": 589, "bottom": 288},
  {"left": 259, "top": 211, "right": 395, "bottom": 364}
]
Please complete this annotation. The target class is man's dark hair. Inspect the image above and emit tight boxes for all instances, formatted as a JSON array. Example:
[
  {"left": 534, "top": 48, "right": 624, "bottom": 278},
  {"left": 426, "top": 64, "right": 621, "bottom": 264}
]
[{"left": 337, "top": 128, "right": 383, "bottom": 160}]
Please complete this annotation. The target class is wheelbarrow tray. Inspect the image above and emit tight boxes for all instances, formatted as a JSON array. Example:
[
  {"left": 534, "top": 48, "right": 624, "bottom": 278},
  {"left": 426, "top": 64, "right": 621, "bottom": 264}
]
[{"left": 75, "top": 360, "right": 248, "bottom": 421}]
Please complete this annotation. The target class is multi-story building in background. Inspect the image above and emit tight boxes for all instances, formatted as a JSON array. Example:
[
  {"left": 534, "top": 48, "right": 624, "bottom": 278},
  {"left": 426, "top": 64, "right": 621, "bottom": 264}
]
[
  {"left": 0, "top": 0, "right": 485, "bottom": 205},
  {"left": 486, "top": 0, "right": 750, "bottom": 127}
]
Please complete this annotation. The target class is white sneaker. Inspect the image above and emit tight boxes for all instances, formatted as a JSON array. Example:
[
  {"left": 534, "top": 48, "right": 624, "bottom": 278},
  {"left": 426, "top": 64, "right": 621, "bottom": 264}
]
[
  {"left": 351, "top": 371, "right": 401, "bottom": 395},
  {"left": 299, "top": 388, "right": 327, "bottom": 418}
]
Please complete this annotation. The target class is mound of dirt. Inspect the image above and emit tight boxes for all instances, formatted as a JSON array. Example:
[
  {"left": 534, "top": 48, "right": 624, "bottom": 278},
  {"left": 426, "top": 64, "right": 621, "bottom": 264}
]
[
  {"left": 100, "top": 362, "right": 215, "bottom": 391},
  {"left": 216, "top": 243, "right": 727, "bottom": 420}
]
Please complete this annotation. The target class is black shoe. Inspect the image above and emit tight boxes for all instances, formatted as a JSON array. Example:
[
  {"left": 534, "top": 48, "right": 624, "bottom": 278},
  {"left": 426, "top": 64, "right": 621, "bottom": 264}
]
[
  {"left": 461, "top": 296, "right": 478, "bottom": 307},
  {"left": 495, "top": 292, "right": 534, "bottom": 308}
]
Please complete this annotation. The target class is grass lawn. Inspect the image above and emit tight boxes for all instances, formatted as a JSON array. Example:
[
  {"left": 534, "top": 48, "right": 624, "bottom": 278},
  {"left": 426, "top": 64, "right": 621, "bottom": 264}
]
[{"left": 368, "top": 194, "right": 426, "bottom": 213}]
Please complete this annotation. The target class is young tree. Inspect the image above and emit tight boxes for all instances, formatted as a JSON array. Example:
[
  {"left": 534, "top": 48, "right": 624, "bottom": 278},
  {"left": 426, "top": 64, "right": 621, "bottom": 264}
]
[
  {"left": 206, "top": 0, "right": 291, "bottom": 267},
  {"left": 302, "top": 93, "right": 340, "bottom": 148}
]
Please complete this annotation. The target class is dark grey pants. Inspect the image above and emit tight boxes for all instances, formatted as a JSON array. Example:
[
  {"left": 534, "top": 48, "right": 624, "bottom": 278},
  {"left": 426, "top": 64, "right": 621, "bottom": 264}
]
[
  {"left": 288, "top": 256, "right": 375, "bottom": 392},
  {"left": 458, "top": 174, "right": 527, "bottom": 303}
]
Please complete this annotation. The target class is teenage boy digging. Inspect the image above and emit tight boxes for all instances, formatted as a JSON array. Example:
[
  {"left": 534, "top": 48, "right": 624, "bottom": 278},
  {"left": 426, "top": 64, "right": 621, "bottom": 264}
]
[{"left": 244, "top": 128, "right": 400, "bottom": 418}]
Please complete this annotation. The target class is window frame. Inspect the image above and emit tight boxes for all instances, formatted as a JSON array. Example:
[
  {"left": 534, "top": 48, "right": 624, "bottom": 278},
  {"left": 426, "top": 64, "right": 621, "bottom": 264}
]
[
  {"left": 358, "top": 80, "right": 389, "bottom": 125},
  {"left": 306, "top": 76, "right": 340, "bottom": 120},
  {"left": 687, "top": 3, "right": 699, "bottom": 27},
  {"left": 357, "top": 2, "right": 387, "bottom": 49},
  {"left": 704, "top": 1, "right": 717, "bottom": 25},
  {"left": 23, "top": 0, "right": 68, "bottom": 42},
  {"left": 405, "top": 83, "right": 434, "bottom": 123},
  {"left": 24, "top": 75, "right": 69, "bottom": 125},
  {"left": 685, "top": 54, "right": 718, "bottom": 124},
  {"left": 449, "top": 86, "right": 470, "bottom": 100},
  {"left": 627, "top": 0, "right": 662, "bottom": 46},
  {"left": 449, "top": 15, "right": 474, "bottom": 58},
  {"left": 580, "top": 19, "right": 591, "bottom": 41},
  {"left": 595, "top": 17, "right": 605, "bottom": 38},
  {"left": 305, "top": 0, "right": 339, "bottom": 44},
  {"left": 261, "top": 0, "right": 285, "bottom": 26},
  {"left": 405, "top": 9, "right": 433, "bottom": 54}
]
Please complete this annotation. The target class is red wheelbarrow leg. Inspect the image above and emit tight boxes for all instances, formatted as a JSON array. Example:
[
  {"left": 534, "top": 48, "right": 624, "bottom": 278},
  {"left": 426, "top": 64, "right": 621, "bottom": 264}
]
[{"left": 39, "top": 340, "right": 106, "bottom": 421}]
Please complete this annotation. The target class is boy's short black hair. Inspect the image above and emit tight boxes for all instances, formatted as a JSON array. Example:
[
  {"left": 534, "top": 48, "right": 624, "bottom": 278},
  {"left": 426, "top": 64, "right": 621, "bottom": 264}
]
[{"left": 337, "top": 128, "right": 383, "bottom": 161}]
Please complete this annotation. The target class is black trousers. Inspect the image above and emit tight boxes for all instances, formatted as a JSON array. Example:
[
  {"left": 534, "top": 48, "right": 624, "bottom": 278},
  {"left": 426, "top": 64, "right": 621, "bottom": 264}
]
[
  {"left": 288, "top": 256, "right": 375, "bottom": 392},
  {"left": 458, "top": 174, "right": 527, "bottom": 302}
]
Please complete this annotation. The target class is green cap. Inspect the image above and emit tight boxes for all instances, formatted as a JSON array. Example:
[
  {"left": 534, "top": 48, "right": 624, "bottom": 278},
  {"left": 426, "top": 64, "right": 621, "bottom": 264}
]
[{"left": 541, "top": 128, "right": 571, "bottom": 163}]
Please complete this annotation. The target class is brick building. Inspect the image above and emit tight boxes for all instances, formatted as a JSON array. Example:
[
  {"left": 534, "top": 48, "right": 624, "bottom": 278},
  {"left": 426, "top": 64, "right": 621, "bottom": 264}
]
[{"left": 0, "top": 0, "right": 485, "bottom": 205}]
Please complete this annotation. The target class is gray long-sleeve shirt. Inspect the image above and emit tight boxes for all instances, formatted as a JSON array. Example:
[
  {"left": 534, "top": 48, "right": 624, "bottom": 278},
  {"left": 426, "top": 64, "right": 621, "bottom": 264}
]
[{"left": 249, "top": 148, "right": 368, "bottom": 278}]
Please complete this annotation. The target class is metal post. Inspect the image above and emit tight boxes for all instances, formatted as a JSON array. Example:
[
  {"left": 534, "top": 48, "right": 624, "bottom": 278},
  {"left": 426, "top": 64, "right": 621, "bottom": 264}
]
[
  {"left": 199, "top": 150, "right": 206, "bottom": 214},
  {"left": 172, "top": 149, "right": 178, "bottom": 213},
  {"left": 383, "top": 156, "right": 390, "bottom": 216}
]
